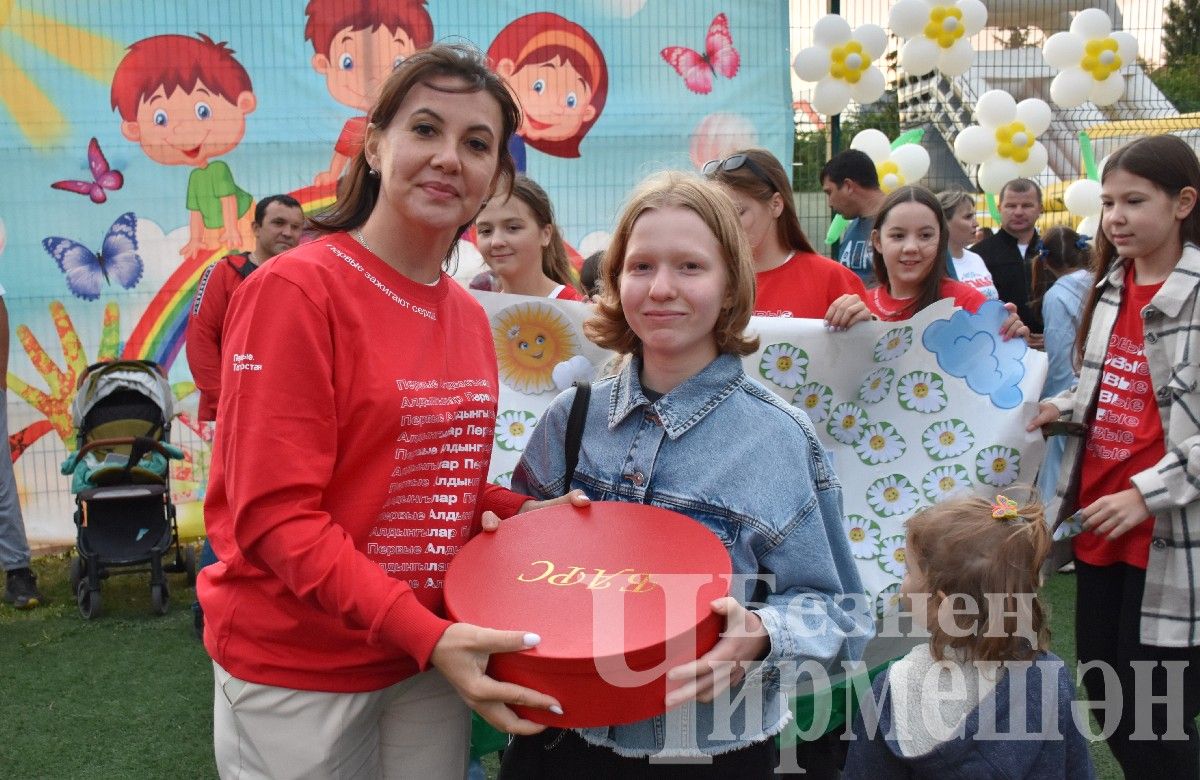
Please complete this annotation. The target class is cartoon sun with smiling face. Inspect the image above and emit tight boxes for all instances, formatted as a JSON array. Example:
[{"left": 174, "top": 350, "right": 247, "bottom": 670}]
[{"left": 491, "top": 303, "right": 579, "bottom": 394}]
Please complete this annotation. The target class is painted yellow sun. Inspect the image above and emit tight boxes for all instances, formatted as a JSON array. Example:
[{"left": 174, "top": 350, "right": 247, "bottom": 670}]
[
  {"left": 0, "top": 0, "right": 124, "bottom": 147},
  {"left": 491, "top": 303, "right": 578, "bottom": 394}
]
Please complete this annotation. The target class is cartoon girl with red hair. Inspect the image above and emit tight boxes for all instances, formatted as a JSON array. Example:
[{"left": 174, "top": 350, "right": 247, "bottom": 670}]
[{"left": 488, "top": 13, "right": 608, "bottom": 172}]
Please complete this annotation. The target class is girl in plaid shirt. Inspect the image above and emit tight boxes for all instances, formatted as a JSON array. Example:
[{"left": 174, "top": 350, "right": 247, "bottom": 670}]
[{"left": 1030, "top": 134, "right": 1200, "bottom": 776}]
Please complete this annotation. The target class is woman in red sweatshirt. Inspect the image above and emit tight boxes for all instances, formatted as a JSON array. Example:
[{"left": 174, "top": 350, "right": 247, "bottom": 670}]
[{"left": 198, "top": 45, "right": 583, "bottom": 778}]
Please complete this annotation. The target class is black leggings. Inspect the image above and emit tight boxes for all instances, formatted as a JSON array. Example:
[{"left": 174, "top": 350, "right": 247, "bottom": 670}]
[
  {"left": 499, "top": 728, "right": 778, "bottom": 780},
  {"left": 1075, "top": 560, "right": 1200, "bottom": 777}
]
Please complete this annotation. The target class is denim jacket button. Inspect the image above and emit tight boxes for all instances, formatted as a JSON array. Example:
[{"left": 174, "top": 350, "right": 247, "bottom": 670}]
[{"left": 626, "top": 471, "right": 645, "bottom": 486}]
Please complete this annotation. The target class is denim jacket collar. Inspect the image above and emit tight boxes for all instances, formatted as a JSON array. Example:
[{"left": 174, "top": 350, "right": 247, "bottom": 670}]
[{"left": 609, "top": 353, "right": 744, "bottom": 440}]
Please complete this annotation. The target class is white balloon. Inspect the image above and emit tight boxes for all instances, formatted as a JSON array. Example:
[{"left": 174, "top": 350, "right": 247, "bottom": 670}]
[
  {"left": 1050, "top": 68, "right": 1093, "bottom": 109},
  {"left": 793, "top": 47, "right": 829, "bottom": 82},
  {"left": 901, "top": 36, "right": 940, "bottom": 77},
  {"left": 851, "top": 129, "right": 892, "bottom": 163},
  {"left": 939, "top": 38, "right": 974, "bottom": 77},
  {"left": 959, "top": 0, "right": 989, "bottom": 35},
  {"left": 888, "top": 0, "right": 928, "bottom": 38},
  {"left": 1017, "top": 142, "right": 1048, "bottom": 177},
  {"left": 1015, "top": 98, "right": 1052, "bottom": 136},
  {"left": 1071, "top": 9, "right": 1112, "bottom": 39},
  {"left": 979, "top": 159, "right": 1020, "bottom": 194},
  {"left": 812, "top": 78, "right": 851, "bottom": 116},
  {"left": 1042, "top": 32, "right": 1083, "bottom": 69},
  {"left": 1077, "top": 215, "right": 1099, "bottom": 239},
  {"left": 975, "top": 90, "right": 1016, "bottom": 126},
  {"left": 1091, "top": 72, "right": 1126, "bottom": 106},
  {"left": 1113, "top": 31, "right": 1138, "bottom": 63},
  {"left": 856, "top": 24, "right": 889, "bottom": 59},
  {"left": 954, "top": 125, "right": 993, "bottom": 164},
  {"left": 850, "top": 66, "right": 886, "bottom": 104},
  {"left": 813, "top": 14, "right": 852, "bottom": 47},
  {"left": 880, "top": 171, "right": 903, "bottom": 192},
  {"left": 892, "top": 143, "right": 931, "bottom": 181},
  {"left": 1064, "top": 179, "right": 1102, "bottom": 216}
]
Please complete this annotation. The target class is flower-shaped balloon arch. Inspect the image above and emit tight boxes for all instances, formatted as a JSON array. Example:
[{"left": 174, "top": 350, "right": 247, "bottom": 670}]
[
  {"left": 953, "top": 91, "right": 1052, "bottom": 194},
  {"left": 1042, "top": 9, "right": 1137, "bottom": 108},
  {"left": 889, "top": 0, "right": 988, "bottom": 78},
  {"left": 793, "top": 14, "right": 887, "bottom": 116}
]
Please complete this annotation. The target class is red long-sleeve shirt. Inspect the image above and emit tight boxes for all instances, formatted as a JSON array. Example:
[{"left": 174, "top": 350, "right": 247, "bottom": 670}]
[
  {"left": 186, "top": 253, "right": 257, "bottom": 421},
  {"left": 198, "top": 232, "right": 527, "bottom": 692}
]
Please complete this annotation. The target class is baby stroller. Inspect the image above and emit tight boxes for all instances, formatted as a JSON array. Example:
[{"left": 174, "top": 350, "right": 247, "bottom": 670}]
[{"left": 62, "top": 360, "right": 195, "bottom": 619}]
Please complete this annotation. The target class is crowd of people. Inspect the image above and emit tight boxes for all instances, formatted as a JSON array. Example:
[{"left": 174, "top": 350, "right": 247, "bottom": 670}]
[{"left": 5, "top": 40, "right": 1200, "bottom": 779}]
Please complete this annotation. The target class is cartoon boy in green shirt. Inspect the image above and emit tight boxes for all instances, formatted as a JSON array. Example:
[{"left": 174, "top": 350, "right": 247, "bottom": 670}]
[{"left": 112, "top": 33, "right": 256, "bottom": 257}]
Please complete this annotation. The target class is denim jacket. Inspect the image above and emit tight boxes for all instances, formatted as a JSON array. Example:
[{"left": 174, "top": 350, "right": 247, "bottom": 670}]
[{"left": 513, "top": 353, "right": 874, "bottom": 757}]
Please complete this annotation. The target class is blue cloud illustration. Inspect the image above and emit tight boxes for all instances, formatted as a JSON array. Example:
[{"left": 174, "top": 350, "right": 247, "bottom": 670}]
[{"left": 921, "top": 300, "right": 1028, "bottom": 408}]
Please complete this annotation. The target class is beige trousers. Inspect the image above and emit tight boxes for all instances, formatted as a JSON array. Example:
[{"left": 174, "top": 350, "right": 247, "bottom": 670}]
[{"left": 212, "top": 662, "right": 470, "bottom": 780}]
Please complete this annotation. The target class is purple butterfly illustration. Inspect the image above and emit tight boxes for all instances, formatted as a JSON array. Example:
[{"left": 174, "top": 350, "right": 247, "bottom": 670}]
[
  {"left": 42, "top": 212, "right": 143, "bottom": 301},
  {"left": 51, "top": 138, "right": 124, "bottom": 204}
]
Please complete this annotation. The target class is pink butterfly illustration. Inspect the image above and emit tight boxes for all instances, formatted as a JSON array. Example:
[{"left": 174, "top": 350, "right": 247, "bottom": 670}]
[
  {"left": 51, "top": 137, "right": 124, "bottom": 204},
  {"left": 661, "top": 13, "right": 741, "bottom": 95}
]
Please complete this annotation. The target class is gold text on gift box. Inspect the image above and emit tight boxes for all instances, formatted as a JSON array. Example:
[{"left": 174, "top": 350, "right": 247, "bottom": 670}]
[{"left": 516, "top": 560, "right": 659, "bottom": 593}]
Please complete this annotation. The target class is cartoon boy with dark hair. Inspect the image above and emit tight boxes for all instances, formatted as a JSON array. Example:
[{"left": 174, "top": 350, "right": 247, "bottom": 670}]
[
  {"left": 111, "top": 33, "right": 256, "bottom": 258},
  {"left": 305, "top": 0, "right": 434, "bottom": 187}
]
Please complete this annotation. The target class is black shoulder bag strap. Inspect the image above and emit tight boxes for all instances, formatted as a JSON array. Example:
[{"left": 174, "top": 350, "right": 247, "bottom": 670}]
[{"left": 563, "top": 380, "right": 591, "bottom": 494}]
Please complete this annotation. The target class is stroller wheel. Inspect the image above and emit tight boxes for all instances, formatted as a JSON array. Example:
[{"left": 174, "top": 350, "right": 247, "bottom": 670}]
[
  {"left": 76, "top": 580, "right": 101, "bottom": 620},
  {"left": 183, "top": 545, "right": 198, "bottom": 587},
  {"left": 68, "top": 557, "right": 85, "bottom": 592},
  {"left": 151, "top": 582, "right": 170, "bottom": 616}
]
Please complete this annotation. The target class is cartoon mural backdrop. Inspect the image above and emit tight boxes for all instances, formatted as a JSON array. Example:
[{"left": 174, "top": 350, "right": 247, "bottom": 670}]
[{"left": 0, "top": 1, "right": 792, "bottom": 545}]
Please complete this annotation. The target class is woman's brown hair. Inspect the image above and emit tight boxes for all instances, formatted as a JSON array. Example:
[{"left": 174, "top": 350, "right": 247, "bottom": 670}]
[
  {"left": 497, "top": 175, "right": 583, "bottom": 294},
  {"left": 585, "top": 171, "right": 759, "bottom": 357},
  {"left": 1029, "top": 226, "right": 1090, "bottom": 327},
  {"left": 308, "top": 43, "right": 521, "bottom": 263},
  {"left": 871, "top": 185, "right": 950, "bottom": 318},
  {"left": 1075, "top": 135, "right": 1200, "bottom": 366},
  {"left": 706, "top": 148, "right": 818, "bottom": 255},
  {"left": 905, "top": 494, "right": 1050, "bottom": 663}
]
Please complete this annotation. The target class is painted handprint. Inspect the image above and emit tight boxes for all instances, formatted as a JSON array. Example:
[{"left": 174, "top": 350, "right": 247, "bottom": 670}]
[{"left": 7, "top": 300, "right": 120, "bottom": 446}]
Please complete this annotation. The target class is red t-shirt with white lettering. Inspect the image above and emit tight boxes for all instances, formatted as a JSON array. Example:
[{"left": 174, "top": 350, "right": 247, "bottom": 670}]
[
  {"left": 198, "top": 232, "right": 526, "bottom": 692},
  {"left": 754, "top": 251, "right": 868, "bottom": 318},
  {"left": 552, "top": 284, "right": 585, "bottom": 301},
  {"left": 1074, "top": 264, "right": 1164, "bottom": 568}
]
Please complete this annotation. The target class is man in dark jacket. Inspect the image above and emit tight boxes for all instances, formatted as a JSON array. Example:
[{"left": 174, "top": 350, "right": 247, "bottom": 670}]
[{"left": 971, "top": 178, "right": 1044, "bottom": 343}]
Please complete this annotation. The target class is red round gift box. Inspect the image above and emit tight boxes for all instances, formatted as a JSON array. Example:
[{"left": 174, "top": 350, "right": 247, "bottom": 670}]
[{"left": 444, "top": 501, "right": 732, "bottom": 728}]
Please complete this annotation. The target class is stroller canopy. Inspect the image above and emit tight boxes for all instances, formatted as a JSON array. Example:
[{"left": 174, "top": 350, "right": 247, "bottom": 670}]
[{"left": 71, "top": 360, "right": 174, "bottom": 430}]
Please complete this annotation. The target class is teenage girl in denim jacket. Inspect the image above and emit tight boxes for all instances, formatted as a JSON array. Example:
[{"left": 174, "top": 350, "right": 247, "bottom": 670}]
[{"left": 500, "top": 172, "right": 873, "bottom": 777}]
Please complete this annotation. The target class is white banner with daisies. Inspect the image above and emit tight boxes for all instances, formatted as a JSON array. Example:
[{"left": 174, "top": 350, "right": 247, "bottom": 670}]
[{"left": 475, "top": 291, "right": 1048, "bottom": 617}]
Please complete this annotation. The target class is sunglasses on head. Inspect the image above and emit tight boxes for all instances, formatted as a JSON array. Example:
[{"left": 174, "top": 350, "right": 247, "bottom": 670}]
[{"left": 702, "top": 154, "right": 778, "bottom": 194}]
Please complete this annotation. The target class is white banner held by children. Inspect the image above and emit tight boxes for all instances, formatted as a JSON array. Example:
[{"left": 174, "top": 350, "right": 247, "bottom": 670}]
[{"left": 475, "top": 291, "right": 1048, "bottom": 615}]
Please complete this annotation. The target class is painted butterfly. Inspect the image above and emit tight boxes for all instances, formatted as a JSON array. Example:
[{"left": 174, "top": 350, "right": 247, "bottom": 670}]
[
  {"left": 51, "top": 137, "right": 124, "bottom": 204},
  {"left": 42, "top": 212, "right": 143, "bottom": 301},
  {"left": 660, "top": 13, "right": 741, "bottom": 95}
]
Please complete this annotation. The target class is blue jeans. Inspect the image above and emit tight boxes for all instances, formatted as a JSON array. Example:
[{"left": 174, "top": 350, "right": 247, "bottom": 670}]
[{"left": 0, "top": 401, "right": 31, "bottom": 571}]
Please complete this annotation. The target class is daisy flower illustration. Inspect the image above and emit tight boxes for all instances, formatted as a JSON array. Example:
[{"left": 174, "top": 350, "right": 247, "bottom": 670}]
[
  {"left": 858, "top": 367, "right": 894, "bottom": 404},
  {"left": 827, "top": 402, "right": 869, "bottom": 445},
  {"left": 875, "top": 582, "right": 902, "bottom": 618},
  {"left": 759, "top": 342, "right": 809, "bottom": 389},
  {"left": 843, "top": 514, "right": 883, "bottom": 559},
  {"left": 921, "top": 464, "right": 972, "bottom": 502},
  {"left": 897, "top": 371, "right": 948, "bottom": 414},
  {"left": 495, "top": 410, "right": 538, "bottom": 451},
  {"left": 866, "top": 474, "right": 920, "bottom": 518},
  {"left": 792, "top": 382, "right": 833, "bottom": 424},
  {"left": 854, "top": 421, "right": 907, "bottom": 465},
  {"left": 921, "top": 419, "right": 974, "bottom": 460},
  {"left": 491, "top": 471, "right": 514, "bottom": 489},
  {"left": 873, "top": 326, "right": 913, "bottom": 362},
  {"left": 976, "top": 445, "right": 1021, "bottom": 487},
  {"left": 879, "top": 535, "right": 907, "bottom": 577}
]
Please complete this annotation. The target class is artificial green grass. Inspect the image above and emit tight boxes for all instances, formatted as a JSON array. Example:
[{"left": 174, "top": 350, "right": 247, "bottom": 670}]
[{"left": 0, "top": 557, "right": 1134, "bottom": 778}]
